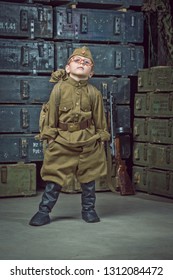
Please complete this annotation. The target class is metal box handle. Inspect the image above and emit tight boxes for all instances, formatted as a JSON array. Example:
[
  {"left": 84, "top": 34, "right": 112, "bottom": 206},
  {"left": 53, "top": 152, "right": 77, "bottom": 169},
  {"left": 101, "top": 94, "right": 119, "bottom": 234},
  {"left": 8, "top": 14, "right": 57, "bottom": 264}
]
[
  {"left": 66, "top": 9, "right": 72, "bottom": 24},
  {"left": 1, "top": 167, "right": 7, "bottom": 184},
  {"left": 114, "top": 51, "right": 122, "bottom": 69},
  {"left": 21, "top": 46, "right": 29, "bottom": 67},
  {"left": 166, "top": 172, "right": 170, "bottom": 191},
  {"left": 20, "top": 10, "right": 28, "bottom": 31},
  {"left": 20, "top": 80, "right": 30, "bottom": 100},
  {"left": 20, "top": 109, "right": 29, "bottom": 128},
  {"left": 166, "top": 146, "right": 171, "bottom": 164},
  {"left": 20, "top": 139, "right": 28, "bottom": 158},
  {"left": 114, "top": 17, "right": 121, "bottom": 35},
  {"left": 80, "top": 14, "right": 88, "bottom": 34}
]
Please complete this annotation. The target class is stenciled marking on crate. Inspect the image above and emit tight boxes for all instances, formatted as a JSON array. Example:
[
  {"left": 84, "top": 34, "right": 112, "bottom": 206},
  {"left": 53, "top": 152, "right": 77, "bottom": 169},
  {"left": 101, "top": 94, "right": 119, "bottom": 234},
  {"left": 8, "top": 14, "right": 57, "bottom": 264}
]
[
  {"left": 0, "top": 21, "right": 17, "bottom": 33},
  {"left": 32, "top": 141, "right": 43, "bottom": 155}
]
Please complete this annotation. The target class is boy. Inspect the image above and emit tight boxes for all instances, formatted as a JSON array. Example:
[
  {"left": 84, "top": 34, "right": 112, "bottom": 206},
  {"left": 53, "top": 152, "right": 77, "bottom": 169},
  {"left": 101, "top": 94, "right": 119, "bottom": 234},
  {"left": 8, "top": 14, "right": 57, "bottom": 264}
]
[{"left": 29, "top": 46, "right": 110, "bottom": 226}]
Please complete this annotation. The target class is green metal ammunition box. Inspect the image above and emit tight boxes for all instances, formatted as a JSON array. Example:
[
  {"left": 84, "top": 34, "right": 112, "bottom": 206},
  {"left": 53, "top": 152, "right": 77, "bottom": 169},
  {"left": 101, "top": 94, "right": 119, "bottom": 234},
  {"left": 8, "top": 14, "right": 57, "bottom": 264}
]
[
  {"left": 133, "top": 118, "right": 173, "bottom": 144},
  {"left": 132, "top": 165, "right": 148, "bottom": 192},
  {"left": 134, "top": 92, "right": 173, "bottom": 117},
  {"left": 133, "top": 142, "right": 173, "bottom": 171},
  {"left": 138, "top": 66, "right": 173, "bottom": 92},
  {"left": 0, "top": 162, "right": 36, "bottom": 197},
  {"left": 133, "top": 165, "right": 173, "bottom": 198},
  {"left": 133, "top": 142, "right": 149, "bottom": 167},
  {"left": 133, "top": 118, "right": 149, "bottom": 142},
  {"left": 148, "top": 169, "right": 173, "bottom": 198}
]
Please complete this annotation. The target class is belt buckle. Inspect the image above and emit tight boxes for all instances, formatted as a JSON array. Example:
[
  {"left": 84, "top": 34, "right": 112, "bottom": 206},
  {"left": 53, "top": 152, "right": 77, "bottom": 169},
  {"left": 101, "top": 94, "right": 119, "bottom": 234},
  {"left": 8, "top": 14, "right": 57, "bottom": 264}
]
[{"left": 68, "top": 122, "right": 80, "bottom": 132}]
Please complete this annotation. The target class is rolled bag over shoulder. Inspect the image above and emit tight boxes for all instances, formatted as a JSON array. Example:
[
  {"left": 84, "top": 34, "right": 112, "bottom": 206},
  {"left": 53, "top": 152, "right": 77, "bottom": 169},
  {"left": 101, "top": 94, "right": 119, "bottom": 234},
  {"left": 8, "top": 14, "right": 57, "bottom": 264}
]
[
  {"left": 35, "top": 102, "right": 49, "bottom": 141},
  {"left": 35, "top": 80, "right": 63, "bottom": 142}
]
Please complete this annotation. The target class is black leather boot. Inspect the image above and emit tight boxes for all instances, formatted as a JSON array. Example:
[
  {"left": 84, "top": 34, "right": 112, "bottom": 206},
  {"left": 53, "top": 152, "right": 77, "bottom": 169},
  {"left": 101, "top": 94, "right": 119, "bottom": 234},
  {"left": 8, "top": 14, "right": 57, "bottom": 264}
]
[
  {"left": 29, "top": 182, "right": 62, "bottom": 226},
  {"left": 81, "top": 181, "right": 100, "bottom": 223}
]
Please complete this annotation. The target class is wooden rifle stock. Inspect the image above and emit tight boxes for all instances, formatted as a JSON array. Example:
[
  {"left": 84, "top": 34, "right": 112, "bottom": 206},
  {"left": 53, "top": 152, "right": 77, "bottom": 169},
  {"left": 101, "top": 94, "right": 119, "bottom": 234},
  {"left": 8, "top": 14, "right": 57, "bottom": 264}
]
[{"left": 115, "top": 136, "right": 135, "bottom": 195}]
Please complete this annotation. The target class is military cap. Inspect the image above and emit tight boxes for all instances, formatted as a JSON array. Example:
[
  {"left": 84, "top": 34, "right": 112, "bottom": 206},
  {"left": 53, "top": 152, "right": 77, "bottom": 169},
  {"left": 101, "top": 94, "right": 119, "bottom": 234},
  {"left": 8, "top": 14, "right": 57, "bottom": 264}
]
[{"left": 68, "top": 46, "right": 94, "bottom": 65}]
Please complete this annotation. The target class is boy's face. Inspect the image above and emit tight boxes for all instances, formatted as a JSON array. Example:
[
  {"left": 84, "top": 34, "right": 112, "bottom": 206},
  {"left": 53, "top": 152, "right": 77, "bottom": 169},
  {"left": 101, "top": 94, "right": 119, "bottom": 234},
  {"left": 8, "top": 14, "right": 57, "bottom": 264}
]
[{"left": 65, "top": 55, "right": 94, "bottom": 80}]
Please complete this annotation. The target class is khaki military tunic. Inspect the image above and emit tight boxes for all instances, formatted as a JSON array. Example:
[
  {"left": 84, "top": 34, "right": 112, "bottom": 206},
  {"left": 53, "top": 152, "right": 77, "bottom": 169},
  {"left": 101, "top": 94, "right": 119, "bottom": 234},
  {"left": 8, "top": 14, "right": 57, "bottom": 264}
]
[{"left": 41, "top": 76, "right": 110, "bottom": 188}]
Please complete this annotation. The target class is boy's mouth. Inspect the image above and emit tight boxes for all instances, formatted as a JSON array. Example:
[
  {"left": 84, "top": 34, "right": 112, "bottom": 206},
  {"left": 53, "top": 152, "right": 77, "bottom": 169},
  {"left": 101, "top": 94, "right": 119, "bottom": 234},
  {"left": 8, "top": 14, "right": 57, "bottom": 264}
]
[{"left": 77, "top": 66, "right": 84, "bottom": 70}]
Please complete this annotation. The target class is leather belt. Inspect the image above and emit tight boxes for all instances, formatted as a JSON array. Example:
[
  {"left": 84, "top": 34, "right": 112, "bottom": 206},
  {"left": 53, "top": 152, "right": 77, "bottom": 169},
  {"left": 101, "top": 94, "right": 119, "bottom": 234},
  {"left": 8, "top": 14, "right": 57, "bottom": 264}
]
[{"left": 59, "top": 119, "right": 92, "bottom": 132}]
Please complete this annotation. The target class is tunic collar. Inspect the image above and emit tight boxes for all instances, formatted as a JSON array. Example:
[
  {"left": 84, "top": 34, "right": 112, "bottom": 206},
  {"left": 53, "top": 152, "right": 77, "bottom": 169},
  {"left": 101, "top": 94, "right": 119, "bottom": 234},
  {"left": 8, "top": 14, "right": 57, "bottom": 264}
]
[{"left": 67, "top": 76, "right": 88, "bottom": 87}]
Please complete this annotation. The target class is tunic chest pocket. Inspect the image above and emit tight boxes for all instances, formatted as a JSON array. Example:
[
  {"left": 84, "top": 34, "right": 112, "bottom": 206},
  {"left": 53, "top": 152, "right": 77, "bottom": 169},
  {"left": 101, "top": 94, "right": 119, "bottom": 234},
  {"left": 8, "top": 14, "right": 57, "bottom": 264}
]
[
  {"left": 59, "top": 101, "right": 73, "bottom": 113},
  {"left": 81, "top": 101, "right": 91, "bottom": 112}
]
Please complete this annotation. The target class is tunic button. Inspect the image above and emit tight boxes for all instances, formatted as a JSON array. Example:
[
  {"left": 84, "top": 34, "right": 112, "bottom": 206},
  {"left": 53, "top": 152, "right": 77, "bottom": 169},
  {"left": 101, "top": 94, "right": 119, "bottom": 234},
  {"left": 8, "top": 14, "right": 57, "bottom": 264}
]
[
  {"left": 76, "top": 102, "right": 79, "bottom": 105},
  {"left": 64, "top": 107, "right": 66, "bottom": 110}
]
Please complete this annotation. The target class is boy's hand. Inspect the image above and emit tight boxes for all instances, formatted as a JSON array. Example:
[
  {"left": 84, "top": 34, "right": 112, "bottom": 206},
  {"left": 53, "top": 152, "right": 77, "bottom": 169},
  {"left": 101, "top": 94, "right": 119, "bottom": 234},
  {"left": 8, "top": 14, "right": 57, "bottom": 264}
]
[{"left": 48, "top": 138, "right": 54, "bottom": 145}]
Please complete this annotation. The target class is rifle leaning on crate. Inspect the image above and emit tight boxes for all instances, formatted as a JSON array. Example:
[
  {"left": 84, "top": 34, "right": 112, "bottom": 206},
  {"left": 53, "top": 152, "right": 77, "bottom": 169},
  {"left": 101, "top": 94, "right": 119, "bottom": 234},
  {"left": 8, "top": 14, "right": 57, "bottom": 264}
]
[
  {"left": 101, "top": 84, "right": 114, "bottom": 191},
  {"left": 107, "top": 92, "right": 135, "bottom": 195}
]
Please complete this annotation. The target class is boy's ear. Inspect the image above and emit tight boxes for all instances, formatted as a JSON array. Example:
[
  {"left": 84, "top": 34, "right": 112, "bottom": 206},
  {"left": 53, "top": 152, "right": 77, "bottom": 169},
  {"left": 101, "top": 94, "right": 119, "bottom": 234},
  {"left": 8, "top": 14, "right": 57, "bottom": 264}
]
[
  {"left": 65, "top": 64, "right": 70, "bottom": 73},
  {"left": 89, "top": 71, "right": 94, "bottom": 78}
]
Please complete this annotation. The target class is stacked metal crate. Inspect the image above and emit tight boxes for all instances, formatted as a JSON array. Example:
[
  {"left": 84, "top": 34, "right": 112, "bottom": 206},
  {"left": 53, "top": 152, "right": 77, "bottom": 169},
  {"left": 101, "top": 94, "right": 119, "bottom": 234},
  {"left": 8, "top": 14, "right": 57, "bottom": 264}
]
[
  {"left": 132, "top": 66, "right": 173, "bottom": 198},
  {"left": 0, "top": 0, "right": 54, "bottom": 196}
]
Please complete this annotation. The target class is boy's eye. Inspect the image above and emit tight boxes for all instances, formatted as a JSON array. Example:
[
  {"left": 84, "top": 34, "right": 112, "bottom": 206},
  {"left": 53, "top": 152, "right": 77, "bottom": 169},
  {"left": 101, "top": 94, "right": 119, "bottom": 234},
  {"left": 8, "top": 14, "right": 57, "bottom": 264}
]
[
  {"left": 84, "top": 61, "right": 91, "bottom": 66},
  {"left": 73, "top": 58, "right": 82, "bottom": 64}
]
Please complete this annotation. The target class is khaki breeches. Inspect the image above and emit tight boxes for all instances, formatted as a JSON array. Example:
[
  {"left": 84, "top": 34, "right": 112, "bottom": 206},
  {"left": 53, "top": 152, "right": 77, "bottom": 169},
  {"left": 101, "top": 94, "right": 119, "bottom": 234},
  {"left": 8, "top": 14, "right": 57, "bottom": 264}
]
[{"left": 41, "top": 140, "right": 107, "bottom": 188}]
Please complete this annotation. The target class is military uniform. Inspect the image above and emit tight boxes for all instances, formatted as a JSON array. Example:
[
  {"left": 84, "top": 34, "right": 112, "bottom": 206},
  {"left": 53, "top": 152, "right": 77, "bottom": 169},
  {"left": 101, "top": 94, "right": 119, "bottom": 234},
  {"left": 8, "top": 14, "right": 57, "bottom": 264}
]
[
  {"left": 29, "top": 46, "right": 110, "bottom": 226},
  {"left": 41, "top": 76, "right": 110, "bottom": 188}
]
